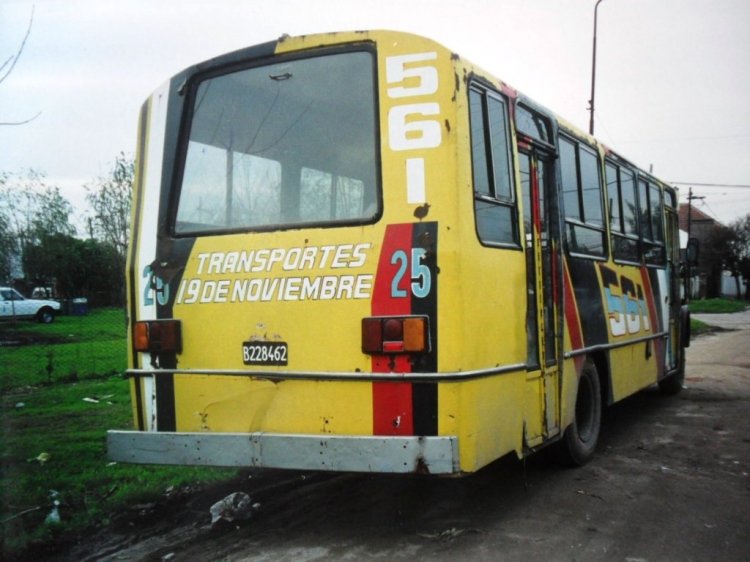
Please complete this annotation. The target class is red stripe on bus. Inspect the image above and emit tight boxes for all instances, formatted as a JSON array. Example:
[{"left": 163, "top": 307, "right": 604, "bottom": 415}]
[
  {"left": 639, "top": 267, "right": 660, "bottom": 332},
  {"left": 563, "top": 261, "right": 584, "bottom": 369},
  {"left": 640, "top": 267, "right": 665, "bottom": 377},
  {"left": 371, "top": 223, "right": 415, "bottom": 436}
]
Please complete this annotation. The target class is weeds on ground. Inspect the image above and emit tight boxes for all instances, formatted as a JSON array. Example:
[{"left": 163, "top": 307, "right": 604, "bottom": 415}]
[
  {"left": 690, "top": 318, "right": 712, "bottom": 337},
  {"left": 689, "top": 298, "right": 748, "bottom": 314},
  {"left": 1, "top": 310, "right": 237, "bottom": 559}
]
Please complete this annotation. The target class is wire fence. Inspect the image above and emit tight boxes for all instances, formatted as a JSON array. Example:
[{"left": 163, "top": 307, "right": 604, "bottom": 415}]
[{"left": 0, "top": 300, "right": 127, "bottom": 391}]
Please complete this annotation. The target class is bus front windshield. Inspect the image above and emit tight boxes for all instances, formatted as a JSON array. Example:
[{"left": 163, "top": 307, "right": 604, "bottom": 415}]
[{"left": 175, "top": 50, "right": 379, "bottom": 235}]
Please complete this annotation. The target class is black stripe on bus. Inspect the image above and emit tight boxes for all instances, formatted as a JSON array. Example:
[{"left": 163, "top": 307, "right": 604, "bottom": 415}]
[
  {"left": 151, "top": 238, "right": 196, "bottom": 433},
  {"left": 568, "top": 257, "right": 608, "bottom": 348},
  {"left": 411, "top": 221, "right": 439, "bottom": 436},
  {"left": 154, "top": 370, "right": 176, "bottom": 431}
]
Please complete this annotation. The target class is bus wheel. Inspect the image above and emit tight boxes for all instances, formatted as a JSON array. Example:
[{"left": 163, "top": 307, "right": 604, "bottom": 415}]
[
  {"left": 558, "top": 358, "right": 601, "bottom": 466},
  {"left": 658, "top": 354, "right": 685, "bottom": 396}
]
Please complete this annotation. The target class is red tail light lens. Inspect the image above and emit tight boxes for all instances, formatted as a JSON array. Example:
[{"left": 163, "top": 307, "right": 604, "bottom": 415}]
[
  {"left": 361, "top": 316, "right": 429, "bottom": 354},
  {"left": 383, "top": 319, "right": 403, "bottom": 341},
  {"left": 133, "top": 320, "right": 182, "bottom": 353}
]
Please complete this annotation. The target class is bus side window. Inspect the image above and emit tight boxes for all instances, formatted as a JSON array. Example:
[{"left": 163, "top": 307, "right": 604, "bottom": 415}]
[
  {"left": 606, "top": 161, "right": 639, "bottom": 263},
  {"left": 637, "top": 179, "right": 664, "bottom": 265},
  {"left": 468, "top": 85, "right": 518, "bottom": 247},
  {"left": 560, "top": 136, "right": 606, "bottom": 257}
]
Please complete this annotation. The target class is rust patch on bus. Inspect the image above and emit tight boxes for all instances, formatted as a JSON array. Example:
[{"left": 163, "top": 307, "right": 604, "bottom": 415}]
[
  {"left": 415, "top": 456, "right": 431, "bottom": 475},
  {"left": 413, "top": 203, "right": 430, "bottom": 220}
]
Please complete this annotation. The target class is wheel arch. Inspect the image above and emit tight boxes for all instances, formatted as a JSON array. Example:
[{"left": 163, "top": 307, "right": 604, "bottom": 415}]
[
  {"left": 588, "top": 350, "right": 612, "bottom": 407},
  {"left": 555, "top": 353, "right": 606, "bottom": 466}
]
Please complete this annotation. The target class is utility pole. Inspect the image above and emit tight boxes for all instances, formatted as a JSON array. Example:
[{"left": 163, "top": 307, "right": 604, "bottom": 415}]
[
  {"left": 588, "top": 0, "right": 605, "bottom": 135},
  {"left": 687, "top": 187, "right": 706, "bottom": 241},
  {"left": 686, "top": 187, "right": 705, "bottom": 299}
]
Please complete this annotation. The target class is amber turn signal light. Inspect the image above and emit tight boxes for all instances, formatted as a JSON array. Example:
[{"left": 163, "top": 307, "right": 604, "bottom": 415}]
[{"left": 133, "top": 319, "right": 182, "bottom": 353}]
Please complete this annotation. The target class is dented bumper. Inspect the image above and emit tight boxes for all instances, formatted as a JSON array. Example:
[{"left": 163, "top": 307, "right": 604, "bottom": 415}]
[{"left": 107, "top": 431, "right": 460, "bottom": 474}]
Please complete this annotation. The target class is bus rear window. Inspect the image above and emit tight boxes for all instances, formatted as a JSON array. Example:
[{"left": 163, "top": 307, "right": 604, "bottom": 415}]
[{"left": 175, "top": 50, "right": 379, "bottom": 234}]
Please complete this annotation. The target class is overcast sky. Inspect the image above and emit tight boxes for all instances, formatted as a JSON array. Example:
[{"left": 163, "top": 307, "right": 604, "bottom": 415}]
[{"left": 1, "top": 0, "right": 748, "bottom": 228}]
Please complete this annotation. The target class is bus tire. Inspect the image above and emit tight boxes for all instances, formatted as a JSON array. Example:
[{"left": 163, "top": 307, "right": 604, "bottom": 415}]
[
  {"left": 658, "top": 354, "right": 685, "bottom": 396},
  {"left": 558, "top": 358, "right": 601, "bottom": 466}
]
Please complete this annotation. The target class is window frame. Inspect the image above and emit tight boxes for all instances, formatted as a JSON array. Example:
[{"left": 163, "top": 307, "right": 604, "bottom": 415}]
[
  {"left": 169, "top": 44, "right": 383, "bottom": 238},
  {"left": 559, "top": 133, "right": 607, "bottom": 259},
  {"left": 468, "top": 81, "right": 519, "bottom": 249},
  {"left": 605, "top": 158, "right": 641, "bottom": 265},
  {"left": 639, "top": 178, "right": 667, "bottom": 266},
  {"left": 516, "top": 104, "right": 553, "bottom": 146}
]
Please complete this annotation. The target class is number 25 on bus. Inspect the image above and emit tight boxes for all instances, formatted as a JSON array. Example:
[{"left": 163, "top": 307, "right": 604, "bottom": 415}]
[{"left": 108, "top": 30, "right": 690, "bottom": 474}]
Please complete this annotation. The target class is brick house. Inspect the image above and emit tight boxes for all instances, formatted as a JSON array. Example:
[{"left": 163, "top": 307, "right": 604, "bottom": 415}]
[{"left": 678, "top": 204, "right": 722, "bottom": 298}]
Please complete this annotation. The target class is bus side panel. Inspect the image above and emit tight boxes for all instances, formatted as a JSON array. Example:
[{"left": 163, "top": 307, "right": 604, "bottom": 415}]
[
  {"left": 126, "top": 98, "right": 150, "bottom": 431},
  {"left": 440, "top": 59, "right": 533, "bottom": 466},
  {"left": 605, "top": 263, "right": 666, "bottom": 400},
  {"left": 127, "top": 82, "right": 171, "bottom": 432},
  {"left": 434, "top": 213, "right": 527, "bottom": 467},
  {"left": 564, "top": 252, "right": 671, "bottom": 404},
  {"left": 608, "top": 346, "right": 653, "bottom": 400},
  {"left": 645, "top": 266, "right": 669, "bottom": 377},
  {"left": 561, "top": 261, "right": 586, "bottom": 430},
  {"left": 566, "top": 257, "right": 609, "bottom": 349},
  {"left": 439, "top": 374, "right": 525, "bottom": 471}
]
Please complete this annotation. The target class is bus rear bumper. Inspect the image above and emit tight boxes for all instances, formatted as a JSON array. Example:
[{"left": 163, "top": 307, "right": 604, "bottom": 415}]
[{"left": 107, "top": 430, "right": 460, "bottom": 475}]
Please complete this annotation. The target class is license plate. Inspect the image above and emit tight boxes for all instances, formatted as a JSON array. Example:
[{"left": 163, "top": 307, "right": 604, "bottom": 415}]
[{"left": 242, "top": 341, "right": 288, "bottom": 366}]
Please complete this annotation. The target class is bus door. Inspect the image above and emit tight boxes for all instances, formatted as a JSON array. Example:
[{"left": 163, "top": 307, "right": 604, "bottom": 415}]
[{"left": 520, "top": 145, "right": 560, "bottom": 444}]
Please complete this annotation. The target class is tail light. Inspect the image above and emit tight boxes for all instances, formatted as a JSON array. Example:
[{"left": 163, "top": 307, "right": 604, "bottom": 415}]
[
  {"left": 361, "top": 316, "right": 430, "bottom": 354},
  {"left": 133, "top": 319, "right": 182, "bottom": 353}
]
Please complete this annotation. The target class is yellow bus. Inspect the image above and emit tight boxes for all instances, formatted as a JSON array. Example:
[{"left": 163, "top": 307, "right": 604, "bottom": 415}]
[{"left": 108, "top": 30, "right": 689, "bottom": 474}]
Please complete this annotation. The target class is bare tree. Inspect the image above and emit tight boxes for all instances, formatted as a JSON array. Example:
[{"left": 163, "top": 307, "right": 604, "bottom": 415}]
[
  {"left": 0, "top": 5, "right": 41, "bottom": 126},
  {"left": 85, "top": 153, "right": 134, "bottom": 262},
  {"left": 0, "top": 173, "right": 15, "bottom": 281}
]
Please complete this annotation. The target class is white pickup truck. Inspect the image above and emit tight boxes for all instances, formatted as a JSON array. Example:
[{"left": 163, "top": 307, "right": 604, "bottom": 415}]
[{"left": 0, "top": 287, "right": 61, "bottom": 323}]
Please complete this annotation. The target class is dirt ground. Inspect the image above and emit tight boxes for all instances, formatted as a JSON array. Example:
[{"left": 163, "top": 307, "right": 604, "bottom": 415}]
[{"left": 47, "top": 316, "right": 750, "bottom": 561}]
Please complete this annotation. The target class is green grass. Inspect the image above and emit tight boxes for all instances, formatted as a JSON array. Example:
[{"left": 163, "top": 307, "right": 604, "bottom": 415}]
[
  {"left": 1, "top": 309, "right": 237, "bottom": 558},
  {"left": 689, "top": 298, "right": 749, "bottom": 314},
  {"left": 0, "top": 308, "right": 127, "bottom": 390},
  {"left": 690, "top": 317, "right": 712, "bottom": 337},
  {"left": 1, "top": 376, "right": 236, "bottom": 558}
]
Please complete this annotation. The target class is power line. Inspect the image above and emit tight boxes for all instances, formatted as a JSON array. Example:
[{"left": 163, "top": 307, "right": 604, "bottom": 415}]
[
  {"left": 670, "top": 182, "right": 750, "bottom": 189},
  {"left": 618, "top": 134, "right": 750, "bottom": 144}
]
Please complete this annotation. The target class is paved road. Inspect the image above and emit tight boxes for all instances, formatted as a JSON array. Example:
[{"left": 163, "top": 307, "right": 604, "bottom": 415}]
[{"left": 692, "top": 309, "right": 750, "bottom": 330}]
